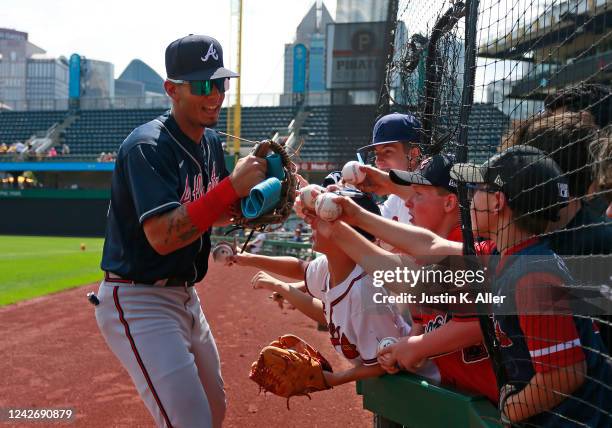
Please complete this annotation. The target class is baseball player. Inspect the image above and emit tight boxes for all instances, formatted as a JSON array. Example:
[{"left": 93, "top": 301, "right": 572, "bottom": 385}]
[{"left": 94, "top": 35, "right": 266, "bottom": 428}]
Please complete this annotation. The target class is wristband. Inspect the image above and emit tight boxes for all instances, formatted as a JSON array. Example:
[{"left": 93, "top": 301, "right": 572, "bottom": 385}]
[{"left": 186, "top": 177, "right": 239, "bottom": 232}]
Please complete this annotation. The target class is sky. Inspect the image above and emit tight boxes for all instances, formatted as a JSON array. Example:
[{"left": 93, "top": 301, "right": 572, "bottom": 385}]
[
  {"left": 1, "top": 0, "right": 545, "bottom": 106},
  {"left": 0, "top": 0, "right": 336, "bottom": 98}
]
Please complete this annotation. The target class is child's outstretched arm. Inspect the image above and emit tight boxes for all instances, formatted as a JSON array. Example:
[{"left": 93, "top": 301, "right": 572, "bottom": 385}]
[
  {"left": 323, "top": 364, "right": 386, "bottom": 387},
  {"left": 251, "top": 271, "right": 326, "bottom": 325},
  {"left": 378, "top": 320, "right": 484, "bottom": 373},
  {"left": 332, "top": 196, "right": 463, "bottom": 263},
  {"left": 228, "top": 251, "right": 308, "bottom": 280}
]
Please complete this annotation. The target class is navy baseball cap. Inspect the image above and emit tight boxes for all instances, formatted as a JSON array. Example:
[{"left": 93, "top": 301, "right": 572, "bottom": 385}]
[
  {"left": 389, "top": 154, "right": 457, "bottom": 193},
  {"left": 165, "top": 35, "right": 239, "bottom": 81},
  {"left": 451, "top": 145, "right": 569, "bottom": 220},
  {"left": 357, "top": 112, "right": 422, "bottom": 163}
]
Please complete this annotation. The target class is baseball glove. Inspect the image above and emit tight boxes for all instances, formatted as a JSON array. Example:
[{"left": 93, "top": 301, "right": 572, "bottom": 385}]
[
  {"left": 249, "top": 334, "right": 333, "bottom": 408},
  {"left": 232, "top": 140, "right": 298, "bottom": 228}
]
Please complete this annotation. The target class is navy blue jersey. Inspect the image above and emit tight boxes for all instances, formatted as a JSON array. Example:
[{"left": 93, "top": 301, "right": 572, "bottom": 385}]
[
  {"left": 101, "top": 112, "right": 229, "bottom": 284},
  {"left": 493, "top": 238, "right": 611, "bottom": 427}
]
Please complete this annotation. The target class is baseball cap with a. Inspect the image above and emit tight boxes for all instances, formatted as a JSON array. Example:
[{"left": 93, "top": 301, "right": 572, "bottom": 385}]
[
  {"left": 357, "top": 112, "right": 421, "bottom": 162},
  {"left": 450, "top": 145, "right": 569, "bottom": 220},
  {"left": 388, "top": 153, "right": 457, "bottom": 193},
  {"left": 165, "top": 35, "right": 239, "bottom": 81}
]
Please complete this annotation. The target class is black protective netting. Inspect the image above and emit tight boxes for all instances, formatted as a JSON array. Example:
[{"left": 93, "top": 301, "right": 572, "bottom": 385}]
[{"left": 383, "top": 0, "right": 612, "bottom": 425}]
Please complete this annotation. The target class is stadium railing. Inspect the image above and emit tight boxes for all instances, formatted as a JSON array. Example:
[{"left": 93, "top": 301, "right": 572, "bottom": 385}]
[
  {"left": 210, "top": 235, "right": 312, "bottom": 259},
  {"left": 357, "top": 374, "right": 501, "bottom": 428}
]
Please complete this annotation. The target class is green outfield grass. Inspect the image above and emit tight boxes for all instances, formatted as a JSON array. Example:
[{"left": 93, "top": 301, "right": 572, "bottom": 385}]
[{"left": 0, "top": 235, "right": 105, "bottom": 306}]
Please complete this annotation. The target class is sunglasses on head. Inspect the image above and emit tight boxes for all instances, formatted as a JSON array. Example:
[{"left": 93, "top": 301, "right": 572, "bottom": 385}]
[{"left": 167, "top": 78, "right": 230, "bottom": 96}]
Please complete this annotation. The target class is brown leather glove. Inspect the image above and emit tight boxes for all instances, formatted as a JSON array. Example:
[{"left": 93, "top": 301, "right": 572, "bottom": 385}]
[{"left": 249, "top": 334, "right": 333, "bottom": 408}]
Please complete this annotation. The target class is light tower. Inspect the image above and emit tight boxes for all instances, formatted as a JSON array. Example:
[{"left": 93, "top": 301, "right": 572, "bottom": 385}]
[{"left": 226, "top": 0, "right": 243, "bottom": 162}]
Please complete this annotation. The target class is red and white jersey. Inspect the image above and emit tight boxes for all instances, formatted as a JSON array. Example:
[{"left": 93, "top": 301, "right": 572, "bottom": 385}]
[
  {"left": 378, "top": 194, "right": 412, "bottom": 252},
  {"left": 304, "top": 256, "right": 410, "bottom": 366}
]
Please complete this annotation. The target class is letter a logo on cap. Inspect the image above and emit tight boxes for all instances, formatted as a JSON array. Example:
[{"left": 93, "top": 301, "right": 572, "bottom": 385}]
[{"left": 201, "top": 44, "right": 219, "bottom": 62}]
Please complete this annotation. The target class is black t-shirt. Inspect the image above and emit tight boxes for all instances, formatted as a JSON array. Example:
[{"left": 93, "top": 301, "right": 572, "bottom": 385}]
[{"left": 101, "top": 112, "right": 229, "bottom": 283}]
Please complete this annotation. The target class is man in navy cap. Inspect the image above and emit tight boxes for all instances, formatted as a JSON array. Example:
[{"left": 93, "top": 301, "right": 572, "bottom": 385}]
[
  {"left": 355, "top": 112, "right": 424, "bottom": 251},
  {"left": 95, "top": 35, "right": 266, "bottom": 428}
]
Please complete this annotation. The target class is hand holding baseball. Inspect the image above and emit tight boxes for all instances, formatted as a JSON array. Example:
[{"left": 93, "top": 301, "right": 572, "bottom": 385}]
[
  {"left": 328, "top": 195, "right": 365, "bottom": 225},
  {"left": 315, "top": 193, "right": 342, "bottom": 221},
  {"left": 212, "top": 242, "right": 236, "bottom": 265},
  {"left": 378, "top": 335, "right": 425, "bottom": 374},
  {"left": 341, "top": 161, "right": 366, "bottom": 185},
  {"left": 299, "top": 184, "right": 325, "bottom": 211},
  {"left": 226, "top": 251, "right": 251, "bottom": 267}
]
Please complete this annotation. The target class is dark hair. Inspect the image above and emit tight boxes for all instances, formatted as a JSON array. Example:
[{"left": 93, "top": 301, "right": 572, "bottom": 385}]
[
  {"left": 544, "top": 83, "right": 611, "bottom": 128},
  {"left": 503, "top": 111, "right": 598, "bottom": 197}
]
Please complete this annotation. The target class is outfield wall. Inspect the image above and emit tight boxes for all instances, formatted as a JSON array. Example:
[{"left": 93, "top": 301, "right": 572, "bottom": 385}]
[{"left": 0, "top": 189, "right": 109, "bottom": 237}]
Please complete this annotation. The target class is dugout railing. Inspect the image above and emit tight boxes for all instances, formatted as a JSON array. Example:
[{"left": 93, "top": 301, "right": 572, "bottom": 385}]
[{"left": 357, "top": 375, "right": 502, "bottom": 428}]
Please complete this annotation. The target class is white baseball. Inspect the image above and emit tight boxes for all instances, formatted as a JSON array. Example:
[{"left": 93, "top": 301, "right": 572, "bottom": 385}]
[
  {"left": 342, "top": 161, "right": 366, "bottom": 184},
  {"left": 299, "top": 184, "right": 325, "bottom": 210},
  {"left": 212, "top": 243, "right": 234, "bottom": 264},
  {"left": 377, "top": 337, "right": 399, "bottom": 354},
  {"left": 315, "top": 193, "right": 342, "bottom": 221}
]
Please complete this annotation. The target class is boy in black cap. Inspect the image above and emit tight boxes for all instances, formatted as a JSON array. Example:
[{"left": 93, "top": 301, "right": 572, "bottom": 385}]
[
  {"left": 96, "top": 35, "right": 265, "bottom": 428},
  {"left": 451, "top": 146, "right": 610, "bottom": 426},
  {"left": 320, "top": 146, "right": 610, "bottom": 426}
]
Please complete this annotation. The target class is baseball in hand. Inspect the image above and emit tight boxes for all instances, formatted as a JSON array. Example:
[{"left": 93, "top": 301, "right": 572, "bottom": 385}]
[
  {"left": 315, "top": 193, "right": 342, "bottom": 221},
  {"left": 342, "top": 161, "right": 366, "bottom": 184},
  {"left": 377, "top": 337, "right": 399, "bottom": 354},
  {"left": 212, "top": 243, "right": 235, "bottom": 264},
  {"left": 299, "top": 184, "right": 325, "bottom": 210}
]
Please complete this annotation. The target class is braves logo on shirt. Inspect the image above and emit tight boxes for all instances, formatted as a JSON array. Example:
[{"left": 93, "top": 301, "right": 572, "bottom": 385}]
[
  {"left": 494, "top": 318, "right": 514, "bottom": 348},
  {"left": 208, "top": 162, "right": 220, "bottom": 191},
  {"left": 180, "top": 173, "right": 204, "bottom": 204},
  {"left": 329, "top": 321, "right": 360, "bottom": 360},
  {"left": 423, "top": 313, "right": 489, "bottom": 363},
  {"left": 424, "top": 314, "right": 448, "bottom": 333}
]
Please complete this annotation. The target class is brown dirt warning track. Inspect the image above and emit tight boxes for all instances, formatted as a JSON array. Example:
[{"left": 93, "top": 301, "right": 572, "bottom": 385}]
[{"left": 0, "top": 264, "right": 371, "bottom": 427}]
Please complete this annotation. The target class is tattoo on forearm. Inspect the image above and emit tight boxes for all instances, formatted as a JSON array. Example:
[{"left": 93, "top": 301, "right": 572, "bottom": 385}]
[{"left": 163, "top": 205, "right": 200, "bottom": 245}]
